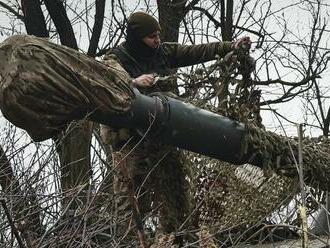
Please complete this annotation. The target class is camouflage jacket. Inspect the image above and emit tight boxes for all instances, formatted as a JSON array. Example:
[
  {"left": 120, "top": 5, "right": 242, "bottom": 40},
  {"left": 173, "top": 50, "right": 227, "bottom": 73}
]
[{"left": 104, "top": 41, "right": 233, "bottom": 93}]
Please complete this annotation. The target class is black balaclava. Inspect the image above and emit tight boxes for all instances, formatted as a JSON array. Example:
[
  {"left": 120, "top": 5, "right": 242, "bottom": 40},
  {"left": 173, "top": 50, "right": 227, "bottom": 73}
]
[{"left": 125, "top": 12, "right": 161, "bottom": 59}]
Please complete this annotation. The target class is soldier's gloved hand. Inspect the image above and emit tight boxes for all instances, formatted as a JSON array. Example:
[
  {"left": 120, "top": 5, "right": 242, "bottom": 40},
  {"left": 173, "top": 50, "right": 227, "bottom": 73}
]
[
  {"left": 245, "top": 55, "right": 256, "bottom": 73},
  {"left": 223, "top": 50, "right": 237, "bottom": 64},
  {"left": 231, "top": 36, "right": 251, "bottom": 51},
  {"left": 132, "top": 73, "right": 155, "bottom": 87}
]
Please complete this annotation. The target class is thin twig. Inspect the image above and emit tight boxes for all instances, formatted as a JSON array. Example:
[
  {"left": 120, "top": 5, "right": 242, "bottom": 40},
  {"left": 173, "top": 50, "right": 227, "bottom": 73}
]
[{"left": 0, "top": 198, "right": 26, "bottom": 248}]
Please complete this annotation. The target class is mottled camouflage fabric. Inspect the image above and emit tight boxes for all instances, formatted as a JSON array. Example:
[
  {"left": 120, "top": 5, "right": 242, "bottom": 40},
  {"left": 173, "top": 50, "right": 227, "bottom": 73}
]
[{"left": 0, "top": 35, "right": 134, "bottom": 141}]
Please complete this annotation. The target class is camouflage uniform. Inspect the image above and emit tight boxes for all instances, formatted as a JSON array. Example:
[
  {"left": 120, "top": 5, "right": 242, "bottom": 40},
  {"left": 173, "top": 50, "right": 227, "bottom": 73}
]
[
  {"left": 108, "top": 41, "right": 232, "bottom": 80},
  {"left": 105, "top": 39, "right": 233, "bottom": 233}
]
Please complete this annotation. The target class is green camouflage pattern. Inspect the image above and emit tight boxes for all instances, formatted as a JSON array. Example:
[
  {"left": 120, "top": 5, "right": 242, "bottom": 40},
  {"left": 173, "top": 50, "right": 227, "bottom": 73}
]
[
  {"left": 112, "top": 137, "right": 190, "bottom": 234},
  {"left": 0, "top": 35, "right": 134, "bottom": 141},
  {"left": 106, "top": 41, "right": 233, "bottom": 75},
  {"left": 192, "top": 154, "right": 296, "bottom": 229},
  {"left": 244, "top": 124, "right": 330, "bottom": 192},
  {"left": 106, "top": 41, "right": 233, "bottom": 94},
  {"left": 103, "top": 39, "right": 230, "bottom": 234}
]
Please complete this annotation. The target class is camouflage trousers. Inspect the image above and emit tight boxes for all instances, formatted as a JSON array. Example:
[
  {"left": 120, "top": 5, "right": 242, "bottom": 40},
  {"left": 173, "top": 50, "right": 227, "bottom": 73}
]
[{"left": 108, "top": 126, "right": 190, "bottom": 234}]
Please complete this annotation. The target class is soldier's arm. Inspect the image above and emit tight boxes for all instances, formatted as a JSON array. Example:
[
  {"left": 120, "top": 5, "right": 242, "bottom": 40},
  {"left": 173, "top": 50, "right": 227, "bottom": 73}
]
[
  {"left": 163, "top": 36, "right": 251, "bottom": 68},
  {"left": 163, "top": 41, "right": 233, "bottom": 68},
  {"left": 103, "top": 53, "right": 155, "bottom": 87}
]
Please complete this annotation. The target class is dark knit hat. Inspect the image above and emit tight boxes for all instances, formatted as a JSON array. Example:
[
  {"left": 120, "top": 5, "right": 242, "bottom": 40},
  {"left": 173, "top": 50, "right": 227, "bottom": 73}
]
[{"left": 127, "top": 12, "right": 161, "bottom": 39}]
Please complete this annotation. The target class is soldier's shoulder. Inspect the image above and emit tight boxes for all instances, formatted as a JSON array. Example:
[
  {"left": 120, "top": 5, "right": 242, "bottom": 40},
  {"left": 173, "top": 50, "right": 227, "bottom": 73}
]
[
  {"left": 104, "top": 43, "right": 126, "bottom": 58},
  {"left": 159, "top": 42, "right": 180, "bottom": 55},
  {"left": 160, "top": 42, "right": 179, "bottom": 49}
]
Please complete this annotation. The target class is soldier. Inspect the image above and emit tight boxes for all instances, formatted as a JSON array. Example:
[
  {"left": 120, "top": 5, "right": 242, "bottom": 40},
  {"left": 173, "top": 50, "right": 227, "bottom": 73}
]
[{"left": 103, "top": 11, "right": 251, "bottom": 236}]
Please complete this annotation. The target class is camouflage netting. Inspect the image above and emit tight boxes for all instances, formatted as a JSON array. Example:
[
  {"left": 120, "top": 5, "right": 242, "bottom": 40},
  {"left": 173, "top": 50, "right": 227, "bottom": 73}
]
[
  {"left": 184, "top": 104, "right": 330, "bottom": 237},
  {"left": 174, "top": 48, "right": 330, "bottom": 235},
  {"left": 189, "top": 152, "right": 297, "bottom": 230},
  {"left": 179, "top": 91, "right": 301, "bottom": 234},
  {"left": 244, "top": 124, "right": 330, "bottom": 192},
  {"left": 0, "top": 35, "right": 134, "bottom": 141}
]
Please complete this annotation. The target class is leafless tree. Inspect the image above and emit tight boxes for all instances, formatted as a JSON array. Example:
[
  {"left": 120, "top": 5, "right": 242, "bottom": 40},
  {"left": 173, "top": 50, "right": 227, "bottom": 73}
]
[{"left": 0, "top": 0, "right": 330, "bottom": 247}]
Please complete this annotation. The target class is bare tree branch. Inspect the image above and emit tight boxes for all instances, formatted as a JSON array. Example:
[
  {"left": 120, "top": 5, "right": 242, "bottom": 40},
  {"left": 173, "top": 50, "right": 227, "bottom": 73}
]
[
  {"left": 157, "top": 0, "right": 187, "bottom": 42},
  {"left": 0, "top": 1, "right": 24, "bottom": 21},
  {"left": 44, "top": 0, "right": 77, "bottom": 49},
  {"left": 190, "top": 6, "right": 264, "bottom": 38},
  {"left": 87, "top": 0, "right": 105, "bottom": 57},
  {"left": 21, "top": 0, "right": 48, "bottom": 37},
  {"left": 0, "top": 199, "right": 26, "bottom": 248},
  {"left": 0, "top": 146, "right": 14, "bottom": 191}
]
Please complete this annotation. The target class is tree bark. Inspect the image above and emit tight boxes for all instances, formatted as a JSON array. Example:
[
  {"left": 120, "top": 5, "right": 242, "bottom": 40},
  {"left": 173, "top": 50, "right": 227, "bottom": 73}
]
[
  {"left": 88, "top": 0, "right": 106, "bottom": 57},
  {"left": 157, "top": 0, "right": 187, "bottom": 42},
  {"left": 21, "top": 0, "right": 48, "bottom": 37},
  {"left": 56, "top": 121, "right": 93, "bottom": 209},
  {"left": 220, "top": 0, "right": 234, "bottom": 41},
  {"left": 44, "top": 0, "right": 77, "bottom": 49}
]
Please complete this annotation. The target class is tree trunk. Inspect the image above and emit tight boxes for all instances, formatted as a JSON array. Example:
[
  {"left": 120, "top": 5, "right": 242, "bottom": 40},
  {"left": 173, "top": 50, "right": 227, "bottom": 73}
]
[
  {"left": 44, "top": 0, "right": 78, "bottom": 49},
  {"left": 21, "top": 0, "right": 48, "bottom": 37},
  {"left": 220, "top": 0, "right": 234, "bottom": 41},
  {"left": 157, "top": 0, "right": 187, "bottom": 42},
  {"left": 88, "top": 0, "right": 106, "bottom": 57},
  {"left": 56, "top": 121, "right": 93, "bottom": 209}
]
